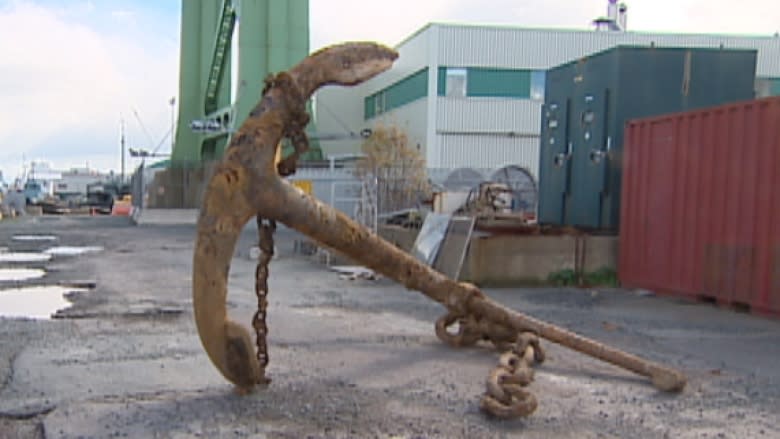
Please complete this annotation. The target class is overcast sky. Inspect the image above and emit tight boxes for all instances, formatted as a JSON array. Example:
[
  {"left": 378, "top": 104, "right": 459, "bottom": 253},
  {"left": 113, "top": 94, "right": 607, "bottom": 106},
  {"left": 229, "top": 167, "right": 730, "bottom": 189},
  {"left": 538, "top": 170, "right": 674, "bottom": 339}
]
[{"left": 1, "top": 0, "right": 778, "bottom": 182}]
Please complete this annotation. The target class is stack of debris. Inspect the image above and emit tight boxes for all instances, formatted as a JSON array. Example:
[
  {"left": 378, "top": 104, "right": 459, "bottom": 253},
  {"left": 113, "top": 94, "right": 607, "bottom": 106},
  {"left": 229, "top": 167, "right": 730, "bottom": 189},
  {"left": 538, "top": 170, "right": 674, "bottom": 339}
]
[{"left": 329, "top": 265, "right": 381, "bottom": 281}]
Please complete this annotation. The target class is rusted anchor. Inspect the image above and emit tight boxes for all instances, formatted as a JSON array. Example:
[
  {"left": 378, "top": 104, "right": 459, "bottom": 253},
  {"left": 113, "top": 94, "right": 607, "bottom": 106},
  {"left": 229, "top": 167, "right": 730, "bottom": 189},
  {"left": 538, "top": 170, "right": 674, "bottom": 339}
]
[{"left": 192, "top": 42, "right": 686, "bottom": 415}]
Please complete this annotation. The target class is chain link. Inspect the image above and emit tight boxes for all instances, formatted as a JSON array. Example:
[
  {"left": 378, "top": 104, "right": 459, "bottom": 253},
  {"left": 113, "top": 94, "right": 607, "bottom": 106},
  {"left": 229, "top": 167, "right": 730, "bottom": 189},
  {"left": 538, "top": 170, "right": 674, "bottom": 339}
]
[
  {"left": 252, "top": 215, "right": 276, "bottom": 384},
  {"left": 481, "top": 331, "right": 546, "bottom": 418},
  {"left": 435, "top": 311, "right": 519, "bottom": 350},
  {"left": 436, "top": 311, "right": 545, "bottom": 418}
]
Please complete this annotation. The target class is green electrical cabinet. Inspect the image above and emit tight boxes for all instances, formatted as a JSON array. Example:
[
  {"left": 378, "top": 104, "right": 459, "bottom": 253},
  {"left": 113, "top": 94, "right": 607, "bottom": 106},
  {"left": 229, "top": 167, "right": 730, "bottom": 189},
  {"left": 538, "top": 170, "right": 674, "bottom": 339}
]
[{"left": 538, "top": 46, "right": 757, "bottom": 231}]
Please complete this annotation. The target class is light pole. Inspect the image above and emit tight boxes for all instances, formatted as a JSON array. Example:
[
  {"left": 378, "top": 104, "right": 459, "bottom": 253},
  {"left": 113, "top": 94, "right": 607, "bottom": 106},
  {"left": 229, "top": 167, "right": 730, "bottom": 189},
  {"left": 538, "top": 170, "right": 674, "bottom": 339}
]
[{"left": 169, "top": 97, "right": 176, "bottom": 153}]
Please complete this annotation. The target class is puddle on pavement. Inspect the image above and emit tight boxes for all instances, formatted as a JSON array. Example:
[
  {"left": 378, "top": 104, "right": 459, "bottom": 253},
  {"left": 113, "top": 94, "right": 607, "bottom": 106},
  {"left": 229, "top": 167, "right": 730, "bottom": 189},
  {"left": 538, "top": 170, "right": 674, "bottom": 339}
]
[
  {"left": 542, "top": 373, "right": 603, "bottom": 391},
  {"left": 0, "top": 285, "right": 86, "bottom": 319},
  {"left": 44, "top": 246, "right": 103, "bottom": 256},
  {"left": 292, "top": 306, "right": 361, "bottom": 318},
  {"left": 0, "top": 268, "right": 46, "bottom": 282},
  {"left": 0, "top": 252, "right": 53, "bottom": 263},
  {"left": 12, "top": 235, "right": 58, "bottom": 241}
]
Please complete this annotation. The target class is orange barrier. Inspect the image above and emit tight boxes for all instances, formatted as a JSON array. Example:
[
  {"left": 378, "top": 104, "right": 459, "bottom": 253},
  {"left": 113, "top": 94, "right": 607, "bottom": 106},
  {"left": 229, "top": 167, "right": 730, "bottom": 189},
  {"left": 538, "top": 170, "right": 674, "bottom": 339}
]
[{"left": 111, "top": 201, "right": 133, "bottom": 216}]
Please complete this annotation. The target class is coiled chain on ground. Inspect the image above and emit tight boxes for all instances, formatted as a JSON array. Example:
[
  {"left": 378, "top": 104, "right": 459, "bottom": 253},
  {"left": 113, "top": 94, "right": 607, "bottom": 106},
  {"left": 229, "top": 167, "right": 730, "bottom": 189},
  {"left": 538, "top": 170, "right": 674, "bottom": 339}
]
[{"left": 436, "top": 312, "right": 546, "bottom": 418}]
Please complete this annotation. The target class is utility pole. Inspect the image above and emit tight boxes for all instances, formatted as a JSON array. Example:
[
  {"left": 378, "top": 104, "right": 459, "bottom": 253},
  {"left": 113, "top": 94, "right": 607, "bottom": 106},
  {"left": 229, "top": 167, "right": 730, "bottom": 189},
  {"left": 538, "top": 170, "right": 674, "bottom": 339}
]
[{"left": 120, "top": 117, "right": 126, "bottom": 183}]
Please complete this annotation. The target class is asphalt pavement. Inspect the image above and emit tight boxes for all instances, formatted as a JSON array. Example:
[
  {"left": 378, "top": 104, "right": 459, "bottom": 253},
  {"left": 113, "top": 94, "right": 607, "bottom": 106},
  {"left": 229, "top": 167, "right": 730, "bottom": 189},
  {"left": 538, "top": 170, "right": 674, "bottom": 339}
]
[{"left": 0, "top": 215, "right": 779, "bottom": 438}]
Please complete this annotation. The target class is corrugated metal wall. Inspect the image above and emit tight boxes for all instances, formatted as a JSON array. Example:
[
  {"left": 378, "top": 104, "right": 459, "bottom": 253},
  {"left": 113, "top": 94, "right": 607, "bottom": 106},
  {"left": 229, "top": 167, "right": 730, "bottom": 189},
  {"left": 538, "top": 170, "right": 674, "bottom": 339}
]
[
  {"left": 373, "top": 98, "right": 429, "bottom": 159},
  {"left": 432, "top": 26, "right": 778, "bottom": 173},
  {"left": 436, "top": 97, "right": 541, "bottom": 133},
  {"left": 315, "top": 86, "right": 365, "bottom": 157},
  {"left": 619, "top": 97, "right": 780, "bottom": 316},
  {"left": 435, "top": 97, "right": 541, "bottom": 172},
  {"left": 354, "top": 26, "right": 433, "bottom": 104},
  {"left": 434, "top": 134, "right": 539, "bottom": 176},
  {"left": 314, "top": 26, "right": 433, "bottom": 159}
]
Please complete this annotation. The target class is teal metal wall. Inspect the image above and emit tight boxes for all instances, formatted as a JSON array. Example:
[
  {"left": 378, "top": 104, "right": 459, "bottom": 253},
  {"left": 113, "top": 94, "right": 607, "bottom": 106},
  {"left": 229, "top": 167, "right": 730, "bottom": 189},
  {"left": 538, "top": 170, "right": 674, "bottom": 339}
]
[
  {"left": 363, "top": 67, "right": 544, "bottom": 120},
  {"left": 434, "top": 67, "right": 541, "bottom": 98},
  {"left": 364, "top": 68, "right": 428, "bottom": 119},
  {"left": 172, "top": 0, "right": 311, "bottom": 164},
  {"left": 466, "top": 68, "right": 531, "bottom": 98},
  {"left": 436, "top": 68, "right": 447, "bottom": 97}
]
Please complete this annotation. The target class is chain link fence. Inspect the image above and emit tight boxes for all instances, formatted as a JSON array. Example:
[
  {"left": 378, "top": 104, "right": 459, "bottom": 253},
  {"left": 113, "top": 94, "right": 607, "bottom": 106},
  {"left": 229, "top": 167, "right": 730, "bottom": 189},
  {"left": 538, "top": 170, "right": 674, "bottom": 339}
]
[{"left": 130, "top": 162, "right": 538, "bottom": 226}]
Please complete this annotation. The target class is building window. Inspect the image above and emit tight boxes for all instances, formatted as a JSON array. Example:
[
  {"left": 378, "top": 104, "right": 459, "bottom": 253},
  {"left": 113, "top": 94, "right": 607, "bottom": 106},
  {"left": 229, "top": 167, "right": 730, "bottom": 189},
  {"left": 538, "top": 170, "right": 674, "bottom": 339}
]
[
  {"left": 374, "top": 92, "right": 385, "bottom": 115},
  {"left": 445, "top": 68, "right": 467, "bottom": 98},
  {"left": 531, "top": 71, "right": 546, "bottom": 100},
  {"left": 364, "top": 95, "right": 376, "bottom": 119},
  {"left": 437, "top": 67, "right": 447, "bottom": 96},
  {"left": 755, "top": 77, "right": 780, "bottom": 98}
]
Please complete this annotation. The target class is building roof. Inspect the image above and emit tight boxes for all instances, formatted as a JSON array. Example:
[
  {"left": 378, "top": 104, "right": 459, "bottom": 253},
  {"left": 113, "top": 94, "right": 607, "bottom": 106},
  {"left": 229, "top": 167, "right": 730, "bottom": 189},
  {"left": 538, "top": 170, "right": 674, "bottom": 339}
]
[
  {"left": 421, "top": 21, "right": 780, "bottom": 42},
  {"left": 392, "top": 22, "right": 780, "bottom": 75}
]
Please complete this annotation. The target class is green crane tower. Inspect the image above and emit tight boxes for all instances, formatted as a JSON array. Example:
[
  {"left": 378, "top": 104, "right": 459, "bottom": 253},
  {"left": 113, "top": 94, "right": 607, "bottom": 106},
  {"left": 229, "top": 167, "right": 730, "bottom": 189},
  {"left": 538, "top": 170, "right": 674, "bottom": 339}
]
[{"left": 171, "top": 0, "right": 319, "bottom": 164}]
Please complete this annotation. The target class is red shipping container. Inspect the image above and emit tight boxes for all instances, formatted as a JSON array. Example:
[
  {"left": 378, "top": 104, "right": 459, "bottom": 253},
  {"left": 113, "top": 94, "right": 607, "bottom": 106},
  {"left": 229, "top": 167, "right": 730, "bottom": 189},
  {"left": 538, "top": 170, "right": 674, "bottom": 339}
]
[{"left": 619, "top": 96, "right": 780, "bottom": 316}]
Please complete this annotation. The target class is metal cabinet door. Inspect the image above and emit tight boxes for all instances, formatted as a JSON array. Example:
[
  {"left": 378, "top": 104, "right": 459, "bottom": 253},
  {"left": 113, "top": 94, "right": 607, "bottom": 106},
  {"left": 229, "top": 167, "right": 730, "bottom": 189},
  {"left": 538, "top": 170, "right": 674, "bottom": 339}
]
[
  {"left": 538, "top": 100, "right": 571, "bottom": 225},
  {"left": 566, "top": 89, "right": 609, "bottom": 228}
]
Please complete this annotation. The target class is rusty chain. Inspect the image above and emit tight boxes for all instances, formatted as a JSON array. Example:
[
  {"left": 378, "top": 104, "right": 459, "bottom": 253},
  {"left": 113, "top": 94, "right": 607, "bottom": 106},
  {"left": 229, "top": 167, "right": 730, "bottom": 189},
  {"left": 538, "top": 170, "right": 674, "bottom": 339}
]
[
  {"left": 435, "top": 311, "right": 519, "bottom": 350},
  {"left": 481, "top": 332, "right": 546, "bottom": 418},
  {"left": 262, "top": 72, "right": 311, "bottom": 177},
  {"left": 436, "top": 312, "right": 546, "bottom": 418},
  {"left": 252, "top": 215, "right": 276, "bottom": 384},
  {"left": 249, "top": 73, "right": 308, "bottom": 384}
]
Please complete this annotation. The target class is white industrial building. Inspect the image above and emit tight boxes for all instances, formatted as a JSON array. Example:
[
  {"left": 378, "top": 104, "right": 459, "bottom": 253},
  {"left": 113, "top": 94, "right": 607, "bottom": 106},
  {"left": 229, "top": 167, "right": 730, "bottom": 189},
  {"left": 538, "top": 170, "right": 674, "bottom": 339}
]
[{"left": 315, "top": 21, "right": 780, "bottom": 181}]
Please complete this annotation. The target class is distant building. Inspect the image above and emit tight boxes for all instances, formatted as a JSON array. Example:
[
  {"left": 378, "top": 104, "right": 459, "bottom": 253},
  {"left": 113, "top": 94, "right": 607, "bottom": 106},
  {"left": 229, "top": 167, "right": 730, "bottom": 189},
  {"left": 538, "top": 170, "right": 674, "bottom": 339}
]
[
  {"left": 315, "top": 23, "right": 780, "bottom": 179},
  {"left": 54, "top": 168, "right": 110, "bottom": 201},
  {"left": 18, "top": 162, "right": 109, "bottom": 203}
]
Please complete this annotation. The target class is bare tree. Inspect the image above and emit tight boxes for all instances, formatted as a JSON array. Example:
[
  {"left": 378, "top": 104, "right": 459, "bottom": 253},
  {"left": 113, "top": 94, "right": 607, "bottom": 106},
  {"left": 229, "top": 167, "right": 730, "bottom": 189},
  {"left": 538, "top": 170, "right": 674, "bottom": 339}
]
[{"left": 355, "top": 123, "right": 430, "bottom": 219}]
